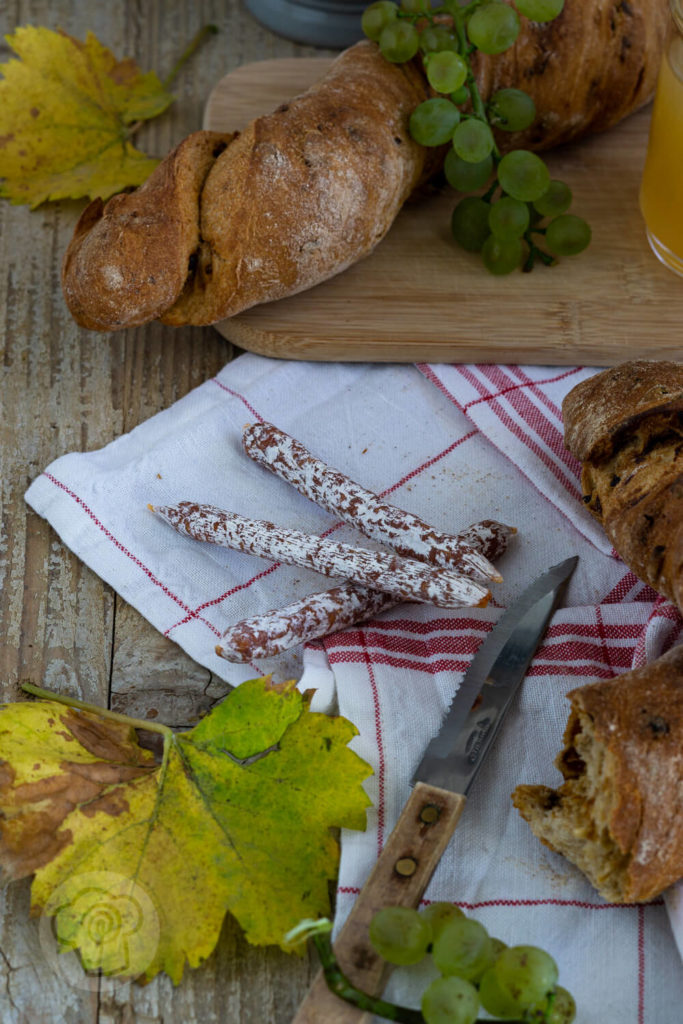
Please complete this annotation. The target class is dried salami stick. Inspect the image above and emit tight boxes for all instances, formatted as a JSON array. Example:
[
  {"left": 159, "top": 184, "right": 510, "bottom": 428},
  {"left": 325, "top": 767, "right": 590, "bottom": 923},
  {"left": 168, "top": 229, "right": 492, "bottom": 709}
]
[
  {"left": 149, "top": 501, "right": 490, "bottom": 609},
  {"left": 216, "top": 518, "right": 515, "bottom": 661},
  {"left": 242, "top": 422, "right": 502, "bottom": 583},
  {"left": 216, "top": 584, "right": 396, "bottom": 662}
]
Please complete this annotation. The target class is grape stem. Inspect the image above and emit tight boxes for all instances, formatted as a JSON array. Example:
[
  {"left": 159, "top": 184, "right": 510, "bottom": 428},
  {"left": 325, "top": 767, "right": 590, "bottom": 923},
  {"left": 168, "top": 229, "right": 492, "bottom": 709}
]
[
  {"left": 312, "top": 930, "right": 532, "bottom": 1024},
  {"left": 311, "top": 931, "right": 423, "bottom": 1022},
  {"left": 523, "top": 232, "right": 556, "bottom": 272},
  {"left": 446, "top": 2, "right": 501, "bottom": 158}
]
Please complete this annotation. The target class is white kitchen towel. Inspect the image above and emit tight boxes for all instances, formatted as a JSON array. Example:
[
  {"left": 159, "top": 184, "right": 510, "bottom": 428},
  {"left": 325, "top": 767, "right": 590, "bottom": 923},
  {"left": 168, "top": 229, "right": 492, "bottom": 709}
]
[{"left": 25, "top": 352, "right": 683, "bottom": 1020}]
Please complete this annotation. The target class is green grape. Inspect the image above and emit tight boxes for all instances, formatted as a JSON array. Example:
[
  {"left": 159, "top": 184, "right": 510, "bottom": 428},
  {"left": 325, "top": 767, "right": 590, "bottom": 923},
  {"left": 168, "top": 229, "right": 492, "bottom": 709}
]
[
  {"left": 444, "top": 150, "right": 493, "bottom": 191},
  {"left": 451, "top": 197, "right": 491, "bottom": 251},
  {"left": 515, "top": 0, "right": 565, "bottom": 22},
  {"left": 431, "top": 916, "right": 494, "bottom": 981},
  {"left": 498, "top": 149, "right": 550, "bottom": 201},
  {"left": 467, "top": 2, "right": 520, "bottom": 54},
  {"left": 421, "top": 976, "right": 480, "bottom": 1024},
  {"left": 488, "top": 88, "right": 536, "bottom": 131},
  {"left": 368, "top": 906, "right": 431, "bottom": 966},
  {"left": 488, "top": 196, "right": 530, "bottom": 240},
  {"left": 420, "top": 902, "right": 465, "bottom": 943},
  {"left": 494, "top": 945, "right": 559, "bottom": 1009},
  {"left": 545, "top": 214, "right": 591, "bottom": 255},
  {"left": 410, "top": 98, "right": 461, "bottom": 146},
  {"left": 481, "top": 234, "right": 524, "bottom": 274},
  {"left": 479, "top": 966, "right": 523, "bottom": 1018},
  {"left": 420, "top": 25, "right": 459, "bottom": 53},
  {"left": 361, "top": 1, "right": 399, "bottom": 41},
  {"left": 533, "top": 179, "right": 572, "bottom": 216},
  {"left": 490, "top": 936, "right": 508, "bottom": 959},
  {"left": 546, "top": 985, "right": 577, "bottom": 1024},
  {"left": 424, "top": 50, "right": 468, "bottom": 93},
  {"left": 450, "top": 84, "right": 470, "bottom": 105},
  {"left": 452, "top": 118, "right": 494, "bottom": 163},
  {"left": 379, "top": 19, "right": 420, "bottom": 62}
]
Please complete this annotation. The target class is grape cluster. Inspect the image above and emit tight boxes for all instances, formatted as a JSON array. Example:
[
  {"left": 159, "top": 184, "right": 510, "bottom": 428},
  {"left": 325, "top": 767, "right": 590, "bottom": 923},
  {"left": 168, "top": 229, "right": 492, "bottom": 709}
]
[
  {"left": 361, "top": 0, "right": 590, "bottom": 274},
  {"left": 369, "top": 903, "right": 576, "bottom": 1023}
]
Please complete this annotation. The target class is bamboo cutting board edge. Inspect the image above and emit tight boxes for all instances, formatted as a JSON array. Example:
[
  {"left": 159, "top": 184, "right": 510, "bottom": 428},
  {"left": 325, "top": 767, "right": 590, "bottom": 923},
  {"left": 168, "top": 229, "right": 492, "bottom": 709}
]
[{"left": 203, "top": 57, "right": 683, "bottom": 365}]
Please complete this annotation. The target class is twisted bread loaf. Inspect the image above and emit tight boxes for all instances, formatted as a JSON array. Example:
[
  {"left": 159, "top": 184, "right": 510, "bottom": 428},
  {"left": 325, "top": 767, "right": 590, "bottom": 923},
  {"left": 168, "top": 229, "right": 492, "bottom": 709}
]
[
  {"left": 62, "top": 0, "right": 669, "bottom": 331},
  {"left": 513, "top": 645, "right": 683, "bottom": 903},
  {"left": 563, "top": 360, "right": 683, "bottom": 615},
  {"left": 62, "top": 42, "right": 435, "bottom": 331}
]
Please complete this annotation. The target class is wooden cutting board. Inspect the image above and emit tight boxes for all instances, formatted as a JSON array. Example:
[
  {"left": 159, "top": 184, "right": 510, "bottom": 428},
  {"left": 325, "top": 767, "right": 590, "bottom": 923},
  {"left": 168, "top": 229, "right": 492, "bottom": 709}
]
[{"left": 203, "top": 58, "right": 683, "bottom": 364}]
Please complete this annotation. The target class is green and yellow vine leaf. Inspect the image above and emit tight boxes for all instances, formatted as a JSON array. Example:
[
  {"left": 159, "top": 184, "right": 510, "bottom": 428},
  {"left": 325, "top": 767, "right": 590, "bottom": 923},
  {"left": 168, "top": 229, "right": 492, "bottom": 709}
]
[
  {"left": 0, "top": 26, "right": 174, "bottom": 206},
  {"left": 0, "top": 676, "right": 372, "bottom": 983}
]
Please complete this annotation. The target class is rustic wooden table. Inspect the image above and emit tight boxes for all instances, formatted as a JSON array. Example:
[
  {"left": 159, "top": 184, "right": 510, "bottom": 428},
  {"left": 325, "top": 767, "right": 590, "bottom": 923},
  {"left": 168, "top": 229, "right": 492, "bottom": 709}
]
[{"left": 0, "top": 2, "right": 344, "bottom": 1020}]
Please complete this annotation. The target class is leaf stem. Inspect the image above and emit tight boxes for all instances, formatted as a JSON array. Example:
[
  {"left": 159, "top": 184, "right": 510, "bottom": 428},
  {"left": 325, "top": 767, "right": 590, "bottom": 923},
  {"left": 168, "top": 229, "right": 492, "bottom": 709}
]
[
  {"left": 126, "top": 24, "right": 219, "bottom": 139},
  {"left": 20, "top": 682, "right": 174, "bottom": 738},
  {"left": 161, "top": 23, "right": 219, "bottom": 91}
]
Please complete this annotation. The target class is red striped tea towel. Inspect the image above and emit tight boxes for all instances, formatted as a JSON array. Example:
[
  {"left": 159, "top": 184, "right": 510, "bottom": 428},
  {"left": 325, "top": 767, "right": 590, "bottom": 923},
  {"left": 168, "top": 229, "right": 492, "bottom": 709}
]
[{"left": 24, "top": 353, "right": 683, "bottom": 1017}]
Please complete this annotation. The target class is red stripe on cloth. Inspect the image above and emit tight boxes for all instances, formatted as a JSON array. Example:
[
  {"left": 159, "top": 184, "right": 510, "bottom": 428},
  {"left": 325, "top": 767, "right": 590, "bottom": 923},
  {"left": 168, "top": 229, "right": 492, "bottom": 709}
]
[
  {"left": 162, "top": 563, "right": 280, "bottom": 636},
  {"left": 376, "top": 430, "right": 479, "bottom": 499},
  {"left": 421, "top": 367, "right": 591, "bottom": 536},
  {"left": 358, "top": 632, "right": 386, "bottom": 855},
  {"left": 337, "top": 886, "right": 664, "bottom": 910},
  {"left": 42, "top": 473, "right": 221, "bottom": 637},
  {"left": 327, "top": 650, "right": 472, "bottom": 674},
  {"left": 323, "top": 616, "right": 495, "bottom": 638},
  {"left": 211, "top": 378, "right": 265, "bottom": 421},
  {"left": 544, "top": 621, "right": 645, "bottom": 641},
  {"left": 601, "top": 570, "right": 660, "bottom": 605},
  {"left": 330, "top": 629, "right": 484, "bottom": 658},
  {"left": 532, "top": 639, "right": 635, "bottom": 666},
  {"left": 475, "top": 365, "right": 581, "bottom": 481},
  {"left": 465, "top": 366, "right": 582, "bottom": 418},
  {"left": 501, "top": 365, "right": 582, "bottom": 420},
  {"left": 416, "top": 363, "right": 470, "bottom": 412}
]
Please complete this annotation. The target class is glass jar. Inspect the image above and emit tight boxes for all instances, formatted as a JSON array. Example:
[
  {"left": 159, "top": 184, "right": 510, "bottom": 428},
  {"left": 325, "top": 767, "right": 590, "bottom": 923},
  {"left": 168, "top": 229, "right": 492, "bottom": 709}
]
[
  {"left": 639, "top": 0, "right": 683, "bottom": 277},
  {"left": 244, "top": 1, "right": 366, "bottom": 49}
]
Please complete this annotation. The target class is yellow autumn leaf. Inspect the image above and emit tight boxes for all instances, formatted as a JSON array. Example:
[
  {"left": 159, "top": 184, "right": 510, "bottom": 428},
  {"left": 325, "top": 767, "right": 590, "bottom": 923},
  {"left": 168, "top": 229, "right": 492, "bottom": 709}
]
[
  {"left": 0, "top": 677, "right": 372, "bottom": 983},
  {"left": 0, "top": 26, "right": 174, "bottom": 207}
]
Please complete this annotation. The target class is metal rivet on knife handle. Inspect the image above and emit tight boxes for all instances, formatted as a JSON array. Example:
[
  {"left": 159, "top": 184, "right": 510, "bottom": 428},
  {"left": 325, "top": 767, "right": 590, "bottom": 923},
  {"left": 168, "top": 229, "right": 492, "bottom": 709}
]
[
  {"left": 394, "top": 857, "right": 417, "bottom": 877},
  {"left": 420, "top": 803, "right": 440, "bottom": 824}
]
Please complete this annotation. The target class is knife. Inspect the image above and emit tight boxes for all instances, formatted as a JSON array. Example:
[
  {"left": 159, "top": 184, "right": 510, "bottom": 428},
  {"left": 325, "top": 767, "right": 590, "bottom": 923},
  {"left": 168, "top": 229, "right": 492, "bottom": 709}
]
[{"left": 292, "top": 555, "right": 578, "bottom": 1023}]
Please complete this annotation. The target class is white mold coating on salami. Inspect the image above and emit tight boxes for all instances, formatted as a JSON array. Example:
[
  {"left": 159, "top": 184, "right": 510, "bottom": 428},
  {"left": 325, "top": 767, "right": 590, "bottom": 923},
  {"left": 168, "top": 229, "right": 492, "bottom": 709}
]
[
  {"left": 217, "top": 584, "right": 395, "bottom": 661},
  {"left": 243, "top": 422, "right": 503, "bottom": 582},
  {"left": 217, "top": 516, "right": 515, "bottom": 661},
  {"left": 151, "top": 501, "right": 490, "bottom": 609}
]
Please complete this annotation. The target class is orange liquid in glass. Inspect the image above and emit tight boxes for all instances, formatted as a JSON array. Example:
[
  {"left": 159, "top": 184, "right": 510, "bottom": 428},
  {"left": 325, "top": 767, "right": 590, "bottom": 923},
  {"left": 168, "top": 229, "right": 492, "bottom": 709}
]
[{"left": 639, "top": 34, "right": 683, "bottom": 274}]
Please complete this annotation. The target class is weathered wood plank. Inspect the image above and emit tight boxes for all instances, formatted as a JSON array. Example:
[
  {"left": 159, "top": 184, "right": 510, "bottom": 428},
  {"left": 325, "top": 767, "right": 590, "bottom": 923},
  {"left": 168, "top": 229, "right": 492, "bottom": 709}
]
[{"left": 0, "top": 1, "right": 337, "bottom": 1020}]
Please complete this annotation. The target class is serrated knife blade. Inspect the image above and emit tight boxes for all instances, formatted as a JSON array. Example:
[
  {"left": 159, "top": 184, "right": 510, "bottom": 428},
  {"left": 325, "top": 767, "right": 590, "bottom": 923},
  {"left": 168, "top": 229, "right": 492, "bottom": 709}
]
[
  {"left": 293, "top": 555, "right": 578, "bottom": 1024},
  {"left": 414, "top": 555, "right": 578, "bottom": 794}
]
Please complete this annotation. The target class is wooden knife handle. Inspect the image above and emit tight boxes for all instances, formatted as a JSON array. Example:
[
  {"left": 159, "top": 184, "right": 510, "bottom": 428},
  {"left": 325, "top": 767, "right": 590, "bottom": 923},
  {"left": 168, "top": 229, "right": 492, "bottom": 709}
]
[{"left": 292, "top": 782, "right": 466, "bottom": 1023}]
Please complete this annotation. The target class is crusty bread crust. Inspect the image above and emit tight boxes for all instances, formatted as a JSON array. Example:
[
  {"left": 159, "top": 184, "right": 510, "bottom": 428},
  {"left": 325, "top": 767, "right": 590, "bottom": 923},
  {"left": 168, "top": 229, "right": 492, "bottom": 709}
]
[
  {"left": 473, "top": 0, "right": 668, "bottom": 152},
  {"left": 563, "top": 360, "right": 683, "bottom": 614},
  {"left": 513, "top": 645, "right": 683, "bottom": 903},
  {"left": 61, "top": 1, "right": 670, "bottom": 332},
  {"left": 61, "top": 42, "right": 433, "bottom": 331},
  {"left": 61, "top": 130, "right": 236, "bottom": 331}
]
